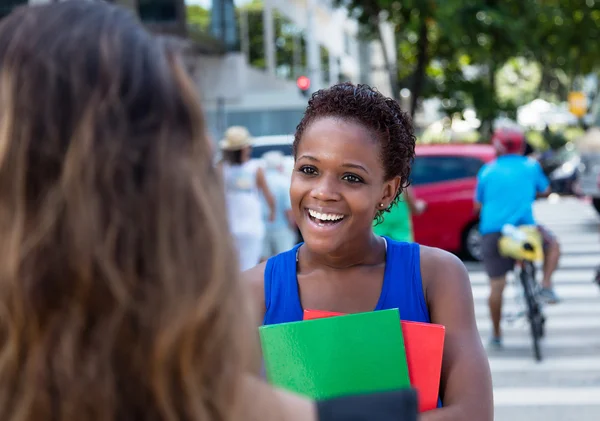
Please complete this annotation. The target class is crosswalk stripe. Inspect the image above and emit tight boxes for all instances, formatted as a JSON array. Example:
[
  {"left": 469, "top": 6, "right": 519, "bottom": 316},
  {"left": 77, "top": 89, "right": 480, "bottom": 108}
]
[
  {"left": 468, "top": 270, "right": 597, "bottom": 284},
  {"left": 550, "top": 236, "right": 600, "bottom": 245},
  {"left": 473, "top": 302, "right": 600, "bottom": 317},
  {"left": 477, "top": 316, "right": 600, "bottom": 331},
  {"left": 554, "top": 255, "right": 600, "bottom": 267},
  {"left": 481, "top": 336, "right": 600, "bottom": 350},
  {"left": 493, "top": 388, "right": 600, "bottom": 406},
  {"left": 489, "top": 357, "right": 600, "bottom": 372},
  {"left": 465, "top": 258, "right": 600, "bottom": 271},
  {"left": 471, "top": 284, "right": 600, "bottom": 300}
]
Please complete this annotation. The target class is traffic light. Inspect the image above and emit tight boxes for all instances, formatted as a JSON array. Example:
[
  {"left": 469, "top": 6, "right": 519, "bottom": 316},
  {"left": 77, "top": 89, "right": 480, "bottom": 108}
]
[{"left": 297, "top": 75, "right": 311, "bottom": 97}]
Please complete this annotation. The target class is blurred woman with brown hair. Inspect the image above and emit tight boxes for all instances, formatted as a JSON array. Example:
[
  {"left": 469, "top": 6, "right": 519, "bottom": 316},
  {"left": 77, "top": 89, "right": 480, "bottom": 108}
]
[
  {"left": 0, "top": 2, "right": 417, "bottom": 421},
  {"left": 0, "top": 2, "right": 292, "bottom": 420}
]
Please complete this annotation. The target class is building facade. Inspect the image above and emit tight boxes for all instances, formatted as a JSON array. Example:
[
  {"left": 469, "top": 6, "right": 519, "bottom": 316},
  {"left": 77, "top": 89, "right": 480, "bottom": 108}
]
[{"left": 7, "top": 0, "right": 396, "bottom": 139}]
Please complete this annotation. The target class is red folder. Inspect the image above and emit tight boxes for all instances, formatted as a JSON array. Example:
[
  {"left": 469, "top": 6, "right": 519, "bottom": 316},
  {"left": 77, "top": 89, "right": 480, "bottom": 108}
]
[{"left": 303, "top": 309, "right": 445, "bottom": 413}]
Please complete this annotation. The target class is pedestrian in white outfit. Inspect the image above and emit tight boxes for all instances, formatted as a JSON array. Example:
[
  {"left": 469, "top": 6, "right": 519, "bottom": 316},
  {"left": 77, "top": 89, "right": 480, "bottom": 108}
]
[
  {"left": 219, "top": 126, "right": 275, "bottom": 271},
  {"left": 260, "top": 151, "right": 297, "bottom": 259}
]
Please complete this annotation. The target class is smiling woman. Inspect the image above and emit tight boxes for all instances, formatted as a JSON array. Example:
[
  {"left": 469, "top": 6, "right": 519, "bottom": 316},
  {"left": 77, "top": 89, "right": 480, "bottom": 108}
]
[
  {"left": 292, "top": 117, "right": 393, "bottom": 255},
  {"left": 245, "top": 82, "right": 494, "bottom": 421}
]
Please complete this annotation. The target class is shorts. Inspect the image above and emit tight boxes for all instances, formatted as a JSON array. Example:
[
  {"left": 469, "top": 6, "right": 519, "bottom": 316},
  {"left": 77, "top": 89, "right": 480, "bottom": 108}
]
[{"left": 481, "top": 225, "right": 555, "bottom": 278}]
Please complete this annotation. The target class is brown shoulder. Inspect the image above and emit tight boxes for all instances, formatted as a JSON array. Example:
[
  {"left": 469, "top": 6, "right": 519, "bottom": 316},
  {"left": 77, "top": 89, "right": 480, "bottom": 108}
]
[
  {"left": 418, "top": 245, "right": 471, "bottom": 308},
  {"left": 242, "top": 261, "right": 268, "bottom": 326}
]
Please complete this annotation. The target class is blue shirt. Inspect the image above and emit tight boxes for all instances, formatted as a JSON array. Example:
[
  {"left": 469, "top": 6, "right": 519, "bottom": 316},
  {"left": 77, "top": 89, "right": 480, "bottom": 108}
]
[
  {"left": 262, "top": 239, "right": 430, "bottom": 326},
  {"left": 261, "top": 169, "right": 292, "bottom": 231},
  {"left": 262, "top": 238, "right": 442, "bottom": 408},
  {"left": 475, "top": 155, "right": 549, "bottom": 235}
]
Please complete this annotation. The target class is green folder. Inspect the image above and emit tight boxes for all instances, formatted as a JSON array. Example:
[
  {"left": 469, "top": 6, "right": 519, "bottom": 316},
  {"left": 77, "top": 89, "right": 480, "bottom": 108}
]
[{"left": 259, "top": 309, "right": 411, "bottom": 400}]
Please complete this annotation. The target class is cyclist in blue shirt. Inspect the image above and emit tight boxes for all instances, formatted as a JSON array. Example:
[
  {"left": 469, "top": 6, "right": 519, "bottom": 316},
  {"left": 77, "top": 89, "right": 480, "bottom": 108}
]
[{"left": 475, "top": 128, "right": 561, "bottom": 349}]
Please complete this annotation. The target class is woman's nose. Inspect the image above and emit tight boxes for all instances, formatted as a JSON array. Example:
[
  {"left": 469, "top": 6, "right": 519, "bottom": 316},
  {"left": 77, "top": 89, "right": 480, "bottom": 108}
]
[{"left": 310, "top": 176, "right": 342, "bottom": 201}]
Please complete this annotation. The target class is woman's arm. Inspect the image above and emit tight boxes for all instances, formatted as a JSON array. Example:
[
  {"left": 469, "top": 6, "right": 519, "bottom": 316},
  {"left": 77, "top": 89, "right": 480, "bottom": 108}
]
[
  {"left": 419, "top": 246, "right": 494, "bottom": 421},
  {"left": 243, "top": 262, "right": 268, "bottom": 327},
  {"left": 256, "top": 167, "right": 276, "bottom": 221}
]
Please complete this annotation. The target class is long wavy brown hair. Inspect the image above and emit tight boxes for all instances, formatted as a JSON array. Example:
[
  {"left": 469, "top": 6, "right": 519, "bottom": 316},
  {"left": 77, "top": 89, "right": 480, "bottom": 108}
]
[{"left": 0, "top": 2, "right": 259, "bottom": 421}]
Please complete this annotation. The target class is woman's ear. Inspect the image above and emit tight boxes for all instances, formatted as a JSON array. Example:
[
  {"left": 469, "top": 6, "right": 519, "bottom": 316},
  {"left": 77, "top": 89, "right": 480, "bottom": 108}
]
[{"left": 380, "top": 176, "right": 402, "bottom": 208}]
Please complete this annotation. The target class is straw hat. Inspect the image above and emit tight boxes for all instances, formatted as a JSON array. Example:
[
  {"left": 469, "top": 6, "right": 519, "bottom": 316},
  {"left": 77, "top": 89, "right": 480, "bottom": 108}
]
[{"left": 219, "top": 126, "right": 253, "bottom": 151}]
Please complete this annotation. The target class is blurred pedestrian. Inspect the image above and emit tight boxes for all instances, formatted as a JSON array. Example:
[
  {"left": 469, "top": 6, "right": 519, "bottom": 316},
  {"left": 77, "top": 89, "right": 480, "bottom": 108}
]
[
  {"left": 219, "top": 126, "right": 276, "bottom": 270},
  {"left": 261, "top": 151, "right": 297, "bottom": 259}
]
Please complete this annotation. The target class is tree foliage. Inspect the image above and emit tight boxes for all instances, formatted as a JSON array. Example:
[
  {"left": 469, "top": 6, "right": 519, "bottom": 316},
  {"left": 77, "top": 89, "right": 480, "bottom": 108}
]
[{"left": 334, "top": 0, "right": 600, "bottom": 136}]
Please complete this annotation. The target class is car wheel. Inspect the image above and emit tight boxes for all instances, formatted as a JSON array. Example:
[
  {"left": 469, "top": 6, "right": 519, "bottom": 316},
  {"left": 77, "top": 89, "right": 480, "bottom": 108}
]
[
  {"left": 463, "top": 222, "right": 482, "bottom": 261},
  {"left": 593, "top": 198, "right": 600, "bottom": 215}
]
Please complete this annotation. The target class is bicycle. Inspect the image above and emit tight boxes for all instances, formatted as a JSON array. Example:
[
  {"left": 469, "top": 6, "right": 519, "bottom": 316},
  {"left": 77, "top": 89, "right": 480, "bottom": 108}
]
[{"left": 498, "top": 225, "right": 546, "bottom": 362}]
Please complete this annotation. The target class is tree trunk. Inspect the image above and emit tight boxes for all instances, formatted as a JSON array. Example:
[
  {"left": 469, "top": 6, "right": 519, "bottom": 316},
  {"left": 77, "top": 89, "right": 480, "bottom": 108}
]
[
  {"left": 479, "top": 61, "right": 497, "bottom": 142},
  {"left": 410, "top": 17, "right": 429, "bottom": 118},
  {"left": 376, "top": 19, "right": 399, "bottom": 100},
  {"left": 536, "top": 60, "right": 549, "bottom": 98}
]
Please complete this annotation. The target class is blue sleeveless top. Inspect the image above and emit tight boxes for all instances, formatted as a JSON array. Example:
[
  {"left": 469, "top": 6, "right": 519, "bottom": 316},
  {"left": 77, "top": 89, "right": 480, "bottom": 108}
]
[
  {"left": 262, "top": 237, "right": 443, "bottom": 408},
  {"left": 263, "top": 237, "right": 430, "bottom": 325}
]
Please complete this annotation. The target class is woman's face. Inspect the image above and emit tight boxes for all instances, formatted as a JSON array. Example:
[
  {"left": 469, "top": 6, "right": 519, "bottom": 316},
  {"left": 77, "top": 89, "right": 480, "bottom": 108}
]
[
  {"left": 291, "top": 117, "right": 399, "bottom": 254},
  {"left": 242, "top": 146, "right": 252, "bottom": 162}
]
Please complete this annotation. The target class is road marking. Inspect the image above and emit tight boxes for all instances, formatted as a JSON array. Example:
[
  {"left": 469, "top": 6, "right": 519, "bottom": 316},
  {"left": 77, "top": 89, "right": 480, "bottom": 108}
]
[
  {"left": 477, "top": 316, "right": 600, "bottom": 331},
  {"left": 474, "top": 302, "right": 600, "bottom": 317},
  {"left": 494, "top": 388, "right": 600, "bottom": 406},
  {"left": 471, "top": 284, "right": 600, "bottom": 300},
  {"left": 480, "top": 335, "right": 600, "bottom": 350},
  {"left": 469, "top": 270, "right": 597, "bottom": 284},
  {"left": 488, "top": 357, "right": 600, "bottom": 372}
]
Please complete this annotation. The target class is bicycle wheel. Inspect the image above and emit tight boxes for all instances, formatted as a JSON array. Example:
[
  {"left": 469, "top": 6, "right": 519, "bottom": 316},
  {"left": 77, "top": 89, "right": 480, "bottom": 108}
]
[
  {"left": 520, "top": 262, "right": 543, "bottom": 362},
  {"left": 530, "top": 312, "right": 543, "bottom": 362}
]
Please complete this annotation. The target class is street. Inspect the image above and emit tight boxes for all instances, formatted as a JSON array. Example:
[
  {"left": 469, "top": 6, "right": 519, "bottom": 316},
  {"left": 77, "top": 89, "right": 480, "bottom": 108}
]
[{"left": 464, "top": 197, "right": 600, "bottom": 420}]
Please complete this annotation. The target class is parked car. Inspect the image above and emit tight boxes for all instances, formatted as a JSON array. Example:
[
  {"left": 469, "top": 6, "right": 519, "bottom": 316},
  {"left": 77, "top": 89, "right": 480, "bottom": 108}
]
[
  {"left": 411, "top": 144, "right": 497, "bottom": 261},
  {"left": 249, "top": 134, "right": 295, "bottom": 177},
  {"left": 250, "top": 134, "right": 294, "bottom": 158}
]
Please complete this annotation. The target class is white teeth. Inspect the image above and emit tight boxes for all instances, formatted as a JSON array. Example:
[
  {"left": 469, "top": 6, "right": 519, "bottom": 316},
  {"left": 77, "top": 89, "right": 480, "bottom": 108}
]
[{"left": 308, "top": 209, "right": 344, "bottom": 222}]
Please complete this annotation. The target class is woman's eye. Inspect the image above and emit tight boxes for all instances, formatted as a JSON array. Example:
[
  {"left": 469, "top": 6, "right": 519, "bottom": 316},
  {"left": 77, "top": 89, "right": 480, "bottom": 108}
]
[
  {"left": 299, "top": 166, "right": 317, "bottom": 175},
  {"left": 343, "top": 174, "right": 363, "bottom": 183}
]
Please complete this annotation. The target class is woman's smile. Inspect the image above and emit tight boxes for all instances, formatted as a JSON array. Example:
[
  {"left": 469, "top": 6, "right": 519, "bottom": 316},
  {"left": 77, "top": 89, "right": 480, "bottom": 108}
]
[{"left": 305, "top": 207, "right": 348, "bottom": 232}]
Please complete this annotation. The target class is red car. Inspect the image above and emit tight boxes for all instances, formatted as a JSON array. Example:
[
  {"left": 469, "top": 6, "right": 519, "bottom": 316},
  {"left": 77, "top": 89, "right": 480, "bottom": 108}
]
[{"left": 411, "top": 144, "right": 497, "bottom": 260}]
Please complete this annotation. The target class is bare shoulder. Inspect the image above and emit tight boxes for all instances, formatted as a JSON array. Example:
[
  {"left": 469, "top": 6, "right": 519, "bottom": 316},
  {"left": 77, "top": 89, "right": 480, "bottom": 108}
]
[
  {"left": 242, "top": 261, "right": 268, "bottom": 322},
  {"left": 418, "top": 245, "right": 471, "bottom": 302},
  {"left": 243, "top": 261, "right": 267, "bottom": 285}
]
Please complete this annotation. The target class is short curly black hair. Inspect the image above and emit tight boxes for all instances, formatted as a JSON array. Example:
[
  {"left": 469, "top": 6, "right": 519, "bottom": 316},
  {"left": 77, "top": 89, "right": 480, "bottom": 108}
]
[{"left": 293, "top": 82, "right": 416, "bottom": 221}]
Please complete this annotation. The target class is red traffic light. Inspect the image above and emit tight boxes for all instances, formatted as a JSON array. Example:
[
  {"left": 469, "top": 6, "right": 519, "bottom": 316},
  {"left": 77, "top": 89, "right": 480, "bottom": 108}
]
[{"left": 297, "top": 75, "right": 311, "bottom": 91}]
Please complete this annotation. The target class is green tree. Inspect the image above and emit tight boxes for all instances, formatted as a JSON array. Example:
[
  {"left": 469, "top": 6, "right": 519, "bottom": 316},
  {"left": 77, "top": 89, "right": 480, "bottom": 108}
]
[
  {"left": 430, "top": 0, "right": 536, "bottom": 137},
  {"left": 525, "top": 0, "right": 600, "bottom": 100},
  {"left": 333, "top": 0, "right": 403, "bottom": 99},
  {"left": 186, "top": 4, "right": 210, "bottom": 31}
]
